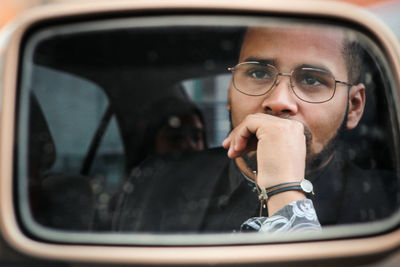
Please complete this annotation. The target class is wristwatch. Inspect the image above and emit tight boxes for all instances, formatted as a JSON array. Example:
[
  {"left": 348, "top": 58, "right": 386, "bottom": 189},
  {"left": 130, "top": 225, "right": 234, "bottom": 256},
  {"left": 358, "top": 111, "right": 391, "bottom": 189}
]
[
  {"left": 258, "top": 179, "right": 314, "bottom": 200},
  {"left": 300, "top": 179, "right": 314, "bottom": 194}
]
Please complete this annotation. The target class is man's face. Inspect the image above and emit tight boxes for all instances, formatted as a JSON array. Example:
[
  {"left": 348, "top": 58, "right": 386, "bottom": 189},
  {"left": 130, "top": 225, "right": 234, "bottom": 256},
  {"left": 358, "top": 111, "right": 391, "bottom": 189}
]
[{"left": 228, "top": 27, "right": 363, "bottom": 168}]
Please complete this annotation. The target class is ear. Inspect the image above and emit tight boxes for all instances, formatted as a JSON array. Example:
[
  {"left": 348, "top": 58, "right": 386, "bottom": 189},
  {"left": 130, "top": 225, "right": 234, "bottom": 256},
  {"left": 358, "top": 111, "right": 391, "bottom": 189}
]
[{"left": 346, "top": 83, "right": 366, "bottom": 130}]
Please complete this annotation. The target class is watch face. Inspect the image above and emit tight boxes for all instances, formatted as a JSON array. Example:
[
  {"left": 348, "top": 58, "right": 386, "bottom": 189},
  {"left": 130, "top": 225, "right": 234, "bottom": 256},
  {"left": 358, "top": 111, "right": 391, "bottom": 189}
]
[{"left": 300, "top": 179, "right": 313, "bottom": 193}]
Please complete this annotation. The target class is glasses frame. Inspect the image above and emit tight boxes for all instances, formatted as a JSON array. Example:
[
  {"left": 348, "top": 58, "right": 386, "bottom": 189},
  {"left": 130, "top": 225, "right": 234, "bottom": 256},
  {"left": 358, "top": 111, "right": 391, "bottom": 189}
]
[{"left": 228, "top": 61, "right": 353, "bottom": 104}]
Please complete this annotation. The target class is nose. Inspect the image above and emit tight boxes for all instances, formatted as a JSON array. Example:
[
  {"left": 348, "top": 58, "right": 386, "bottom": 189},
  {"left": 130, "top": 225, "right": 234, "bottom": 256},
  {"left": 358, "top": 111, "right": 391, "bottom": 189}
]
[{"left": 261, "top": 74, "right": 298, "bottom": 116}]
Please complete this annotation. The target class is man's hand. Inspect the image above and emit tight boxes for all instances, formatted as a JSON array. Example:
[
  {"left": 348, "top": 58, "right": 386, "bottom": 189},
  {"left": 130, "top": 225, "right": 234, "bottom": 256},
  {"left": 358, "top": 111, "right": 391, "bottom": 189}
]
[{"left": 222, "top": 113, "right": 308, "bottom": 214}]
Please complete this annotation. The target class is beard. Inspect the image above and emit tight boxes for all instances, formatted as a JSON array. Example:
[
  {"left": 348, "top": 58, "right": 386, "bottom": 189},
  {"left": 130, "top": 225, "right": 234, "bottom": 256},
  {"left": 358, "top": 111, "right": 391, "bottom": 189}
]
[{"left": 229, "top": 104, "right": 349, "bottom": 173}]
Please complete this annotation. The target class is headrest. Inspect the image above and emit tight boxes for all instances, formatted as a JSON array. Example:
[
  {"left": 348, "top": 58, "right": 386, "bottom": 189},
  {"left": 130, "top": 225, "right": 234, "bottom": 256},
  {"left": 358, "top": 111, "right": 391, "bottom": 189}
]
[{"left": 29, "top": 93, "right": 56, "bottom": 175}]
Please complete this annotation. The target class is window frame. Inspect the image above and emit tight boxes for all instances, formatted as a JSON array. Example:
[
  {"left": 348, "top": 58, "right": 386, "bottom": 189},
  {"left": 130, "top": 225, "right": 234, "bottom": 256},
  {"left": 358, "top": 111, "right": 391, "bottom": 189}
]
[{"left": 1, "top": 0, "right": 400, "bottom": 264}]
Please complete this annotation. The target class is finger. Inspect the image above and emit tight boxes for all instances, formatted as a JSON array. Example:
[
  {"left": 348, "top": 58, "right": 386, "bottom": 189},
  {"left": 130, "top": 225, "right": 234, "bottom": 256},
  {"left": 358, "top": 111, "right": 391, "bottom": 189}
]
[
  {"left": 232, "top": 119, "right": 255, "bottom": 151},
  {"left": 225, "top": 115, "right": 261, "bottom": 157},
  {"left": 227, "top": 132, "right": 242, "bottom": 158},
  {"left": 233, "top": 131, "right": 249, "bottom": 152},
  {"left": 227, "top": 142, "right": 235, "bottom": 158},
  {"left": 222, "top": 135, "right": 231, "bottom": 148},
  {"left": 223, "top": 133, "right": 238, "bottom": 158},
  {"left": 228, "top": 131, "right": 252, "bottom": 158}
]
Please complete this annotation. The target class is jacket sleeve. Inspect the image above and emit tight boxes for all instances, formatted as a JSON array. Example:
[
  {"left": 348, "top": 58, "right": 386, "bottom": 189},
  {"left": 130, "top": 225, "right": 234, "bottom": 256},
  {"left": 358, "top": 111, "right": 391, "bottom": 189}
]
[{"left": 240, "top": 199, "right": 321, "bottom": 233}]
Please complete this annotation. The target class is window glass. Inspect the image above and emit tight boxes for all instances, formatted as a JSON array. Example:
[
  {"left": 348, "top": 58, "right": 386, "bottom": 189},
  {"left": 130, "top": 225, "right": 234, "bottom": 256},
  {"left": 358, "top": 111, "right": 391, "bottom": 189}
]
[
  {"left": 182, "top": 74, "right": 231, "bottom": 147},
  {"left": 32, "top": 66, "right": 110, "bottom": 173},
  {"left": 17, "top": 16, "right": 400, "bottom": 244},
  {"left": 27, "top": 65, "right": 125, "bottom": 230}
]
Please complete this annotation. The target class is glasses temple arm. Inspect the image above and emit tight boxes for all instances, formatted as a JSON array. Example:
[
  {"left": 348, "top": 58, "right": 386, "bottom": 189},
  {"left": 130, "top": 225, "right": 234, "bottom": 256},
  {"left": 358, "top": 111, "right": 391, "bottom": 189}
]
[{"left": 336, "top": 80, "right": 353, "bottom": 87}]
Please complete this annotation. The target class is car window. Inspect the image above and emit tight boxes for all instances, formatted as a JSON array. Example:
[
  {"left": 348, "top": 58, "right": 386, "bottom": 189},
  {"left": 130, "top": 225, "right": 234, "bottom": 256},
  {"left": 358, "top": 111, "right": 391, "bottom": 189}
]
[
  {"left": 33, "top": 65, "right": 124, "bottom": 174},
  {"left": 182, "top": 74, "right": 231, "bottom": 147},
  {"left": 28, "top": 65, "right": 125, "bottom": 230},
  {"left": 15, "top": 16, "right": 400, "bottom": 245}
]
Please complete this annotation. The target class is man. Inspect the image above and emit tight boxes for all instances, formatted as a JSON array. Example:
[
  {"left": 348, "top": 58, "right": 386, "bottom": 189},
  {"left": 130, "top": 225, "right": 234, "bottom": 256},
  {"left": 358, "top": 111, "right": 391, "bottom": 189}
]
[
  {"left": 113, "top": 25, "right": 395, "bottom": 233},
  {"left": 135, "top": 96, "right": 206, "bottom": 166}
]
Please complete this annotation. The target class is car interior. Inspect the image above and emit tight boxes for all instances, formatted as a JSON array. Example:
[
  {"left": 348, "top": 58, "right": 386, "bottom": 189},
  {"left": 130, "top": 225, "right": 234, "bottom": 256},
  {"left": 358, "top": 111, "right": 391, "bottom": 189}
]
[{"left": 25, "top": 25, "right": 244, "bottom": 231}]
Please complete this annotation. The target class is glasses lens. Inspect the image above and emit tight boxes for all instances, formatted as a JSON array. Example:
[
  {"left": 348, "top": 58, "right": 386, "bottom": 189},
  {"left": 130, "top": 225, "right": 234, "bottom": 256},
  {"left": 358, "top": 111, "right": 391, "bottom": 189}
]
[
  {"left": 233, "top": 63, "right": 277, "bottom": 96},
  {"left": 292, "top": 68, "right": 336, "bottom": 103}
]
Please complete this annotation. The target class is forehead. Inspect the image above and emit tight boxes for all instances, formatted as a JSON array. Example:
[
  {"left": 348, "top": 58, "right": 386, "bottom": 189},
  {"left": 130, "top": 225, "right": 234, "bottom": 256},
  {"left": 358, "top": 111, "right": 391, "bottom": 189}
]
[{"left": 239, "top": 26, "right": 346, "bottom": 75}]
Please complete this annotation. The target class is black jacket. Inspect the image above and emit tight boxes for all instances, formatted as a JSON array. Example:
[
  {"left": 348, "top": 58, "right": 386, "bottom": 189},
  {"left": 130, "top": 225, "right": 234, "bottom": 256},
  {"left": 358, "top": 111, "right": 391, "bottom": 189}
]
[{"left": 114, "top": 147, "right": 398, "bottom": 232}]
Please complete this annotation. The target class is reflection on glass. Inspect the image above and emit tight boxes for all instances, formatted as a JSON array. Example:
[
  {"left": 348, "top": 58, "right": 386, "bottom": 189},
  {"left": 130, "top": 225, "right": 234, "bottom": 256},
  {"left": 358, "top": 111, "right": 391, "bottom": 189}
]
[{"left": 20, "top": 19, "right": 399, "bottom": 238}]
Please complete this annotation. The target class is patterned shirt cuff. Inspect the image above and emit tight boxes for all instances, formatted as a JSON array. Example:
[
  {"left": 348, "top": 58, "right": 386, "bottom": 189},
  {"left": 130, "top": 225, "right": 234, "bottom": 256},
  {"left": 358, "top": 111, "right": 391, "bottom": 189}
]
[{"left": 241, "top": 199, "right": 321, "bottom": 233}]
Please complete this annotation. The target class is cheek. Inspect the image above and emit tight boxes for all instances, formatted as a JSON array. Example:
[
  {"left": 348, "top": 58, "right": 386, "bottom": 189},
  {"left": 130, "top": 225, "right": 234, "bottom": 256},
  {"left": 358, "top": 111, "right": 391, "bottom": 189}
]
[
  {"left": 305, "top": 104, "right": 346, "bottom": 153},
  {"left": 230, "top": 92, "right": 263, "bottom": 127}
]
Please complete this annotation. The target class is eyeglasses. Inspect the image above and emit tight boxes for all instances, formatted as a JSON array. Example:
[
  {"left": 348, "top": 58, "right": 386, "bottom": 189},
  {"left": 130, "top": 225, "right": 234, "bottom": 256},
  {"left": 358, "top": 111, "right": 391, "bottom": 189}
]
[{"left": 228, "top": 62, "right": 353, "bottom": 103}]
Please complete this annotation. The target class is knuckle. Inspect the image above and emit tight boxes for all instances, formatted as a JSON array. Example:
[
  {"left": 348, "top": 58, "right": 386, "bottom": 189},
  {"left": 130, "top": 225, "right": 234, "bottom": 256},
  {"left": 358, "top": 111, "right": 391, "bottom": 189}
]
[
  {"left": 277, "top": 119, "right": 292, "bottom": 131},
  {"left": 291, "top": 120, "right": 305, "bottom": 134},
  {"left": 277, "top": 119, "right": 303, "bottom": 133},
  {"left": 246, "top": 113, "right": 257, "bottom": 121}
]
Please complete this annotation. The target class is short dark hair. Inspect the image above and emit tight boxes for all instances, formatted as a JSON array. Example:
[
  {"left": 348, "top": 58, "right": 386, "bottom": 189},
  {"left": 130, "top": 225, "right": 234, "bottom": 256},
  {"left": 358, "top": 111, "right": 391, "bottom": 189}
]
[
  {"left": 342, "top": 39, "right": 363, "bottom": 85},
  {"left": 238, "top": 27, "right": 364, "bottom": 86}
]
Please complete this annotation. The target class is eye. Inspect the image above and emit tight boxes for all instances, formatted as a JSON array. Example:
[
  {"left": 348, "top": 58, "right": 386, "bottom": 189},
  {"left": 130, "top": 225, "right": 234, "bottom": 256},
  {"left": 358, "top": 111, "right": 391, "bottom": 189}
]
[
  {"left": 298, "top": 74, "right": 323, "bottom": 86},
  {"left": 294, "top": 69, "right": 333, "bottom": 89},
  {"left": 246, "top": 68, "right": 274, "bottom": 80}
]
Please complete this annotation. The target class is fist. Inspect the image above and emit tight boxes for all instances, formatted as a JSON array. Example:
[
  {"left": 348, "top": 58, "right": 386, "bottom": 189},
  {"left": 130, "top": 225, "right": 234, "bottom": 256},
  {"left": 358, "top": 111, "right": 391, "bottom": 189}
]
[{"left": 222, "top": 113, "right": 307, "bottom": 188}]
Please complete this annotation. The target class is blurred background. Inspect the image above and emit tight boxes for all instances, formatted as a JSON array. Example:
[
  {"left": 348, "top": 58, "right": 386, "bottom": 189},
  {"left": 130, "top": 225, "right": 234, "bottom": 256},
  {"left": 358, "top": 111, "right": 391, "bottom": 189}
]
[{"left": 2, "top": 0, "right": 400, "bottom": 40}]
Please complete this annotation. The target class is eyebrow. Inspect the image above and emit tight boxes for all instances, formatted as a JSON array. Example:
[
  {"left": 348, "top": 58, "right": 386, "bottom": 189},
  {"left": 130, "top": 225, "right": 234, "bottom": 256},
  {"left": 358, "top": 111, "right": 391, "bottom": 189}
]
[
  {"left": 243, "top": 57, "right": 333, "bottom": 74},
  {"left": 243, "top": 57, "right": 276, "bottom": 66},
  {"left": 297, "top": 64, "right": 333, "bottom": 74}
]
